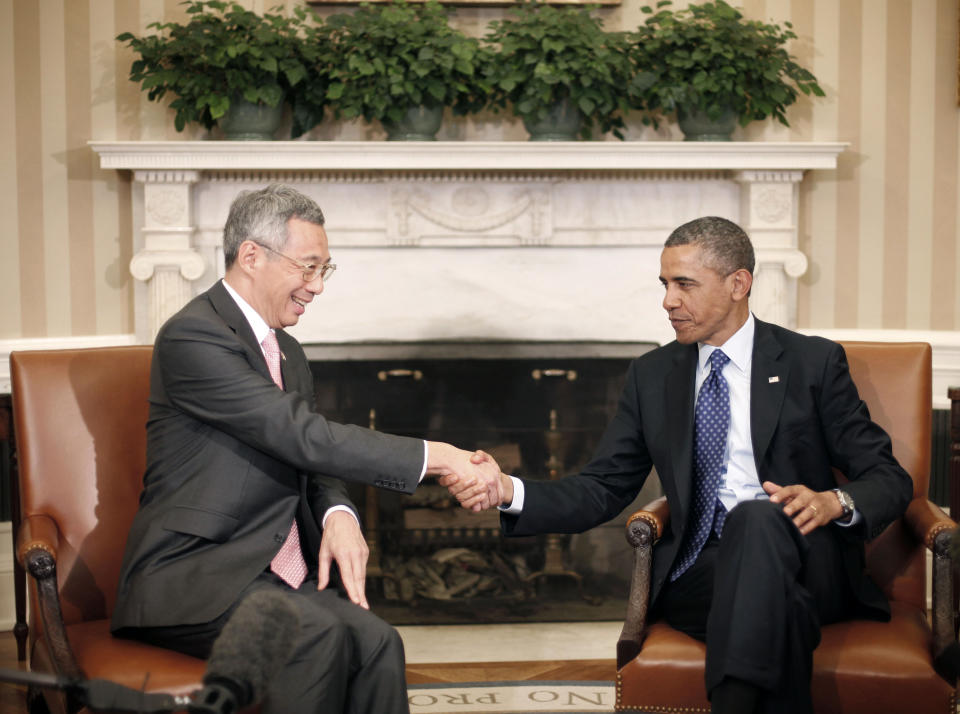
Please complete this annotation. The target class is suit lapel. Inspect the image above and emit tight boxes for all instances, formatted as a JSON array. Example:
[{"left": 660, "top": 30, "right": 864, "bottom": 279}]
[
  {"left": 666, "top": 343, "right": 698, "bottom": 527},
  {"left": 750, "top": 319, "right": 788, "bottom": 470},
  {"left": 207, "top": 281, "right": 274, "bottom": 384}
]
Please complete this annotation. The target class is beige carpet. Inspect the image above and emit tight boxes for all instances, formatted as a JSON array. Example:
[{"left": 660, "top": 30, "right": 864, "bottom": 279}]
[{"left": 407, "top": 681, "right": 615, "bottom": 713}]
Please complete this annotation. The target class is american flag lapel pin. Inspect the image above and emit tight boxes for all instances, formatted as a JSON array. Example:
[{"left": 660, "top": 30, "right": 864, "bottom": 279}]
[{"left": 769, "top": 376, "right": 779, "bottom": 384}]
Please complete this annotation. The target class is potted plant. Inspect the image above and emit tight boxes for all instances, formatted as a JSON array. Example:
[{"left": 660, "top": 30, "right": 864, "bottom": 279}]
[
  {"left": 321, "top": 0, "right": 490, "bottom": 140},
  {"left": 630, "top": 0, "right": 825, "bottom": 140},
  {"left": 117, "top": 0, "right": 322, "bottom": 139},
  {"left": 483, "top": 1, "right": 634, "bottom": 141}
]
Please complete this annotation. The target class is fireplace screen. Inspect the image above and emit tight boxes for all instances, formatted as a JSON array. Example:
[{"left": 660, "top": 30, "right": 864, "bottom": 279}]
[{"left": 306, "top": 341, "right": 661, "bottom": 624}]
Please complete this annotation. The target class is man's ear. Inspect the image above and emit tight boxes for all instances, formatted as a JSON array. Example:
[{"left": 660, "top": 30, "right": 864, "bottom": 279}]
[
  {"left": 235, "top": 240, "right": 261, "bottom": 276},
  {"left": 730, "top": 268, "right": 753, "bottom": 301}
]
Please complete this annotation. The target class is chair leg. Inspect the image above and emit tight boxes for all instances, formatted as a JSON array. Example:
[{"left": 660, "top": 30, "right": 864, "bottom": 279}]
[{"left": 26, "top": 686, "right": 51, "bottom": 714}]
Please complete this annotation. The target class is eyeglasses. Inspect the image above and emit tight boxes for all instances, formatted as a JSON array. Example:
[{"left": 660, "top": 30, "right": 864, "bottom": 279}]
[{"left": 257, "top": 243, "right": 337, "bottom": 283}]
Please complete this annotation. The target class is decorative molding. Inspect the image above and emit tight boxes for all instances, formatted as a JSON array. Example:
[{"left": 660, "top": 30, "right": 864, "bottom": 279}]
[
  {"left": 91, "top": 141, "right": 848, "bottom": 172},
  {"left": 1, "top": 334, "right": 138, "bottom": 393},
  {"left": 90, "top": 140, "right": 846, "bottom": 348}
]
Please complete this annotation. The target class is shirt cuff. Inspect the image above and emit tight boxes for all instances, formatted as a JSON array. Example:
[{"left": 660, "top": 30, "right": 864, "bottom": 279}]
[
  {"left": 498, "top": 476, "right": 525, "bottom": 515},
  {"left": 834, "top": 508, "right": 862, "bottom": 528},
  {"left": 322, "top": 505, "right": 360, "bottom": 529},
  {"left": 420, "top": 440, "right": 428, "bottom": 483}
]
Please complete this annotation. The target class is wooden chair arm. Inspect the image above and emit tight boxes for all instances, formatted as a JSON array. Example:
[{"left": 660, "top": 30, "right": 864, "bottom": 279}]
[
  {"left": 903, "top": 497, "right": 958, "bottom": 679},
  {"left": 617, "top": 496, "right": 670, "bottom": 669},
  {"left": 16, "top": 514, "right": 83, "bottom": 684}
]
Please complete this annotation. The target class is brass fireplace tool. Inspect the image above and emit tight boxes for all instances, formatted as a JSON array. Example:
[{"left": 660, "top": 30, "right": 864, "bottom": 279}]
[{"left": 524, "top": 369, "right": 600, "bottom": 604}]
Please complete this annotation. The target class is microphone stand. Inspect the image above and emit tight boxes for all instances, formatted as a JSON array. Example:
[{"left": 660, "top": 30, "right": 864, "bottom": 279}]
[{"left": 0, "top": 666, "right": 193, "bottom": 713}]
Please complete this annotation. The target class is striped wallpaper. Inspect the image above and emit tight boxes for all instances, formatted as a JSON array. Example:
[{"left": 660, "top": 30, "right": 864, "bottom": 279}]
[{"left": 1, "top": 0, "right": 958, "bottom": 338}]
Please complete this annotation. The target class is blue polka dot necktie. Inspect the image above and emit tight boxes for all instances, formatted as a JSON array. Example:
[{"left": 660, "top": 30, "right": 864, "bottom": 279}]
[{"left": 670, "top": 349, "right": 731, "bottom": 582}]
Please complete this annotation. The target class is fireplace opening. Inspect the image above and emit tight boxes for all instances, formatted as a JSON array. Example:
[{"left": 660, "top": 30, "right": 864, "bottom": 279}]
[{"left": 306, "top": 341, "right": 663, "bottom": 624}]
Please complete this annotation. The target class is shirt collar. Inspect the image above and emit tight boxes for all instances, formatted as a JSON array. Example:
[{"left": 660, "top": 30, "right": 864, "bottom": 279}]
[
  {"left": 222, "top": 278, "right": 272, "bottom": 348},
  {"left": 697, "top": 312, "right": 755, "bottom": 374}
]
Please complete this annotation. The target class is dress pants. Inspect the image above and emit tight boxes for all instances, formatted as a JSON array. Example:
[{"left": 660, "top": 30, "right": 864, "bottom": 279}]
[
  {"left": 653, "top": 499, "right": 852, "bottom": 714},
  {"left": 117, "top": 572, "right": 409, "bottom": 714}
]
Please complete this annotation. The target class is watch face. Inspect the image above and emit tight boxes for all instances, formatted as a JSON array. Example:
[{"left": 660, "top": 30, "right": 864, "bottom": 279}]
[{"left": 840, "top": 491, "right": 854, "bottom": 513}]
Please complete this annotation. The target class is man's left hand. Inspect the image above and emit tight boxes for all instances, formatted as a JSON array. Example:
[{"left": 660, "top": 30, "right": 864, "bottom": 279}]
[
  {"left": 763, "top": 481, "right": 844, "bottom": 535},
  {"left": 318, "top": 510, "right": 369, "bottom": 609}
]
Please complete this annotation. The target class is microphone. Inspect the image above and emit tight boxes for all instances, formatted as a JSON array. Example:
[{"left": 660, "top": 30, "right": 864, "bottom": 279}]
[{"left": 188, "top": 589, "right": 300, "bottom": 714}]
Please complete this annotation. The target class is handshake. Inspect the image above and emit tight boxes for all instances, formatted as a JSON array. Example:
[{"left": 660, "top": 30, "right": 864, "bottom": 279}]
[{"left": 425, "top": 442, "right": 513, "bottom": 512}]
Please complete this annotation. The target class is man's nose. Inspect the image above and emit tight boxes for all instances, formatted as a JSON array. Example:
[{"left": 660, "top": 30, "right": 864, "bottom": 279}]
[
  {"left": 663, "top": 287, "right": 679, "bottom": 310},
  {"left": 305, "top": 275, "right": 324, "bottom": 295}
]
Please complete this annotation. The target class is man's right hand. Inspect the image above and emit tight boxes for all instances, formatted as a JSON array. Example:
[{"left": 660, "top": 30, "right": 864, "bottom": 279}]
[{"left": 426, "top": 442, "right": 504, "bottom": 511}]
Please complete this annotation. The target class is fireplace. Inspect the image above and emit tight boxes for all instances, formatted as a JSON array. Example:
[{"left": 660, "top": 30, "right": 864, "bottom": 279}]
[
  {"left": 88, "top": 140, "right": 845, "bottom": 622},
  {"left": 306, "top": 340, "right": 662, "bottom": 624}
]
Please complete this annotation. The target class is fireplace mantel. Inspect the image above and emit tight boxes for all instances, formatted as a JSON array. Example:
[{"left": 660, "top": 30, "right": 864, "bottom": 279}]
[
  {"left": 91, "top": 141, "right": 845, "bottom": 346},
  {"left": 91, "top": 140, "right": 844, "bottom": 172}
]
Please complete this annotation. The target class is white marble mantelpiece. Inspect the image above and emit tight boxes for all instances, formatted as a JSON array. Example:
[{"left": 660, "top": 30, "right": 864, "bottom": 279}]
[{"left": 90, "top": 141, "right": 846, "bottom": 346}]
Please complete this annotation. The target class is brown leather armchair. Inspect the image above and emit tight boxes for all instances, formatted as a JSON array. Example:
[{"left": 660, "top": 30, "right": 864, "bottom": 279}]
[
  {"left": 11, "top": 347, "right": 206, "bottom": 713},
  {"left": 615, "top": 341, "right": 958, "bottom": 713}
]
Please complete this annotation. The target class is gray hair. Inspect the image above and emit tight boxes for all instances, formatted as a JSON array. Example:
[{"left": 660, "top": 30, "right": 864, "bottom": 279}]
[
  {"left": 223, "top": 184, "right": 325, "bottom": 269},
  {"left": 664, "top": 216, "right": 755, "bottom": 277}
]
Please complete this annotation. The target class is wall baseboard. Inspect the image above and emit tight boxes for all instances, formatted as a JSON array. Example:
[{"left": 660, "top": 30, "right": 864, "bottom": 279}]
[
  {"left": 800, "top": 328, "right": 960, "bottom": 409},
  {"left": 4, "top": 329, "right": 959, "bottom": 405},
  {"left": 0, "top": 334, "right": 138, "bottom": 393}
]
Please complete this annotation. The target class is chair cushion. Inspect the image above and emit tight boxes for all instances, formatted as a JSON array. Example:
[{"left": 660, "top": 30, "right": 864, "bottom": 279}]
[
  {"left": 32, "top": 619, "right": 205, "bottom": 698},
  {"left": 617, "top": 603, "right": 954, "bottom": 714}
]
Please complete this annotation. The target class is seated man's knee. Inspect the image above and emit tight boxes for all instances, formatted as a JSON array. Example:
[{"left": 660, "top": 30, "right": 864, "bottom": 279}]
[{"left": 724, "top": 498, "right": 786, "bottom": 535}]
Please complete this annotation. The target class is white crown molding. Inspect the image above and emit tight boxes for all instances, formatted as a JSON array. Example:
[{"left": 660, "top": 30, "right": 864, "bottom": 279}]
[
  {"left": 1, "top": 334, "right": 138, "bottom": 394},
  {"left": 800, "top": 328, "right": 960, "bottom": 409},
  {"left": 89, "top": 140, "right": 848, "bottom": 172}
]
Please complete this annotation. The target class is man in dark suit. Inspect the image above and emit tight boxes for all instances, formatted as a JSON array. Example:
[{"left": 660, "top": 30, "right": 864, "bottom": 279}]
[
  {"left": 112, "top": 184, "right": 501, "bottom": 714},
  {"left": 457, "top": 216, "right": 912, "bottom": 714}
]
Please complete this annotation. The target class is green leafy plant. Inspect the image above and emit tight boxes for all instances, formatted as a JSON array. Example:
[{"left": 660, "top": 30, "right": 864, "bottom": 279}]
[
  {"left": 117, "top": 0, "right": 322, "bottom": 137},
  {"left": 322, "top": 0, "right": 490, "bottom": 125},
  {"left": 483, "top": 2, "right": 634, "bottom": 140},
  {"left": 630, "top": 0, "right": 825, "bottom": 129}
]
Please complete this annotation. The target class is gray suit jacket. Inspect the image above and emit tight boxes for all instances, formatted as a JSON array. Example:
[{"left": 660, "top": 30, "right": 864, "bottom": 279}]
[
  {"left": 502, "top": 318, "right": 913, "bottom": 618},
  {"left": 112, "top": 282, "right": 423, "bottom": 629}
]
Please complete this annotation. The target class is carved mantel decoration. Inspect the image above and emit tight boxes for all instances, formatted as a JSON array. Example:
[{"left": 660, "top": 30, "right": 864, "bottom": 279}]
[{"left": 90, "top": 141, "right": 846, "bottom": 347}]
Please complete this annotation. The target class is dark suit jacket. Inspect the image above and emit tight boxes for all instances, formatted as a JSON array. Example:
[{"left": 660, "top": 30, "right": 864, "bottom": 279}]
[
  {"left": 502, "top": 318, "right": 913, "bottom": 618},
  {"left": 112, "top": 282, "right": 424, "bottom": 630}
]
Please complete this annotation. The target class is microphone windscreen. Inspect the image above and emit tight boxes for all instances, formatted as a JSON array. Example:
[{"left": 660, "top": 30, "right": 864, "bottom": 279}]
[{"left": 204, "top": 589, "right": 300, "bottom": 707}]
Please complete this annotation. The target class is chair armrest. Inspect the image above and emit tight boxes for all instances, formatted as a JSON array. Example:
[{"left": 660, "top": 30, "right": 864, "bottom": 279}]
[
  {"left": 17, "top": 513, "right": 60, "bottom": 569},
  {"left": 617, "top": 496, "right": 670, "bottom": 670},
  {"left": 16, "top": 514, "right": 83, "bottom": 682},
  {"left": 903, "top": 497, "right": 958, "bottom": 681}
]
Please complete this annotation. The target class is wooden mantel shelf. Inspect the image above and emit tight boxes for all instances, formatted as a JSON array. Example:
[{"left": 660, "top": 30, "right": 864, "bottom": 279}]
[{"left": 90, "top": 140, "right": 847, "bottom": 172}]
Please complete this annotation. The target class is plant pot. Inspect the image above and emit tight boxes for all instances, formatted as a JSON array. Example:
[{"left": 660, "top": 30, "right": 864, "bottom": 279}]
[
  {"left": 219, "top": 98, "right": 284, "bottom": 140},
  {"left": 677, "top": 106, "right": 738, "bottom": 141},
  {"left": 522, "top": 97, "right": 582, "bottom": 141},
  {"left": 381, "top": 105, "right": 444, "bottom": 141}
]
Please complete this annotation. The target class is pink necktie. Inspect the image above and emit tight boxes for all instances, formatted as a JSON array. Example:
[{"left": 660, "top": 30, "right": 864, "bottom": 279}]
[{"left": 262, "top": 332, "right": 308, "bottom": 589}]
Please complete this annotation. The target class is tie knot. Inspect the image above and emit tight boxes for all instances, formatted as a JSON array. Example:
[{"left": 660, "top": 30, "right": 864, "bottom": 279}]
[{"left": 709, "top": 349, "right": 730, "bottom": 373}]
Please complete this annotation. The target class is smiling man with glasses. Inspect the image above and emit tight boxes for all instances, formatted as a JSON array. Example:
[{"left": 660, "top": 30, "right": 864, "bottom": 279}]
[{"left": 112, "top": 184, "right": 503, "bottom": 714}]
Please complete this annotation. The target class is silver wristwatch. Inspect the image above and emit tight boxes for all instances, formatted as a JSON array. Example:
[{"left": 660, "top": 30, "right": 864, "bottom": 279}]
[{"left": 832, "top": 488, "right": 855, "bottom": 521}]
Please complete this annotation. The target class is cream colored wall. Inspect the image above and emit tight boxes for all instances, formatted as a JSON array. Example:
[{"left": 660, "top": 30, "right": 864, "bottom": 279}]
[{"left": 1, "top": 0, "right": 958, "bottom": 338}]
